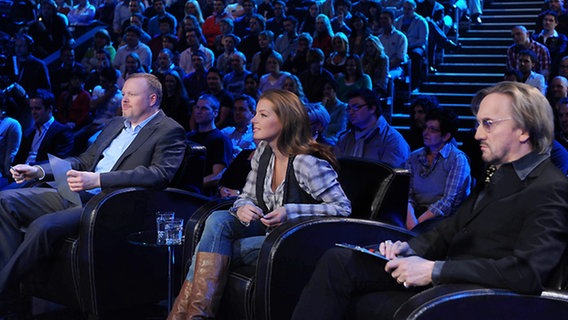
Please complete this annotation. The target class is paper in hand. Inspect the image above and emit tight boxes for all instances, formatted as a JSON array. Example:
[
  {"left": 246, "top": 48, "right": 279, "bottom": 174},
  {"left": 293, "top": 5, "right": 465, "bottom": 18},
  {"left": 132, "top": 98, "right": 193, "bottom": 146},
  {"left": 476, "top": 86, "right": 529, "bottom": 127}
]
[{"left": 48, "top": 154, "right": 82, "bottom": 207}]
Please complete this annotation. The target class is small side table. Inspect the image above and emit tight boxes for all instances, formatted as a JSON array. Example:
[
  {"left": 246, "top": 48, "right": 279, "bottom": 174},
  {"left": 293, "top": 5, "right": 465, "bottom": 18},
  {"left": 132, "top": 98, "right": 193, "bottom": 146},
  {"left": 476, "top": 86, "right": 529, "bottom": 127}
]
[{"left": 127, "top": 230, "right": 182, "bottom": 312}]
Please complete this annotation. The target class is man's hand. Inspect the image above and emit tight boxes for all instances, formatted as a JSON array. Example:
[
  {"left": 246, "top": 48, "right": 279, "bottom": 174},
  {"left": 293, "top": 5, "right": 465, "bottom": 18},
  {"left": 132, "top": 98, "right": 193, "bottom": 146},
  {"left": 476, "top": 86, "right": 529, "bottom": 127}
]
[
  {"left": 66, "top": 170, "right": 100, "bottom": 191},
  {"left": 10, "top": 164, "right": 42, "bottom": 183},
  {"left": 379, "top": 240, "right": 412, "bottom": 260},
  {"left": 261, "top": 206, "right": 287, "bottom": 228},
  {"left": 385, "top": 256, "right": 435, "bottom": 288},
  {"left": 236, "top": 204, "right": 264, "bottom": 224}
]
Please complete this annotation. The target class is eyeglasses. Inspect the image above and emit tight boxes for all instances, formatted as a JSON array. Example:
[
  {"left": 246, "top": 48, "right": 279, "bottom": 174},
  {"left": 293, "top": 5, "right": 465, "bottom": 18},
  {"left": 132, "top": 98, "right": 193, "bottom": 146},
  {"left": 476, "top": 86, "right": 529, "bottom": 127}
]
[
  {"left": 475, "top": 118, "right": 513, "bottom": 132},
  {"left": 346, "top": 104, "right": 368, "bottom": 112},
  {"left": 422, "top": 126, "right": 441, "bottom": 133}
]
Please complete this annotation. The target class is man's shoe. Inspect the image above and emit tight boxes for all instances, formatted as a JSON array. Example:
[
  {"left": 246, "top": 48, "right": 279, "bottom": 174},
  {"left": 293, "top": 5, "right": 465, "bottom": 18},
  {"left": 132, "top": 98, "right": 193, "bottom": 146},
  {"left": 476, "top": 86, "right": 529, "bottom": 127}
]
[
  {"left": 472, "top": 13, "right": 482, "bottom": 25},
  {"left": 429, "top": 66, "right": 438, "bottom": 74}
]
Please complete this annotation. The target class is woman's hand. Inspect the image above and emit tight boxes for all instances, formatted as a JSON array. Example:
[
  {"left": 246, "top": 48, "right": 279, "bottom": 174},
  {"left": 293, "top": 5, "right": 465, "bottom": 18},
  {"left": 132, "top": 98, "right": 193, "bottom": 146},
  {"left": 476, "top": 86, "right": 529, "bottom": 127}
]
[
  {"left": 406, "top": 203, "right": 417, "bottom": 230},
  {"left": 261, "top": 206, "right": 287, "bottom": 228},
  {"left": 236, "top": 204, "right": 264, "bottom": 225}
]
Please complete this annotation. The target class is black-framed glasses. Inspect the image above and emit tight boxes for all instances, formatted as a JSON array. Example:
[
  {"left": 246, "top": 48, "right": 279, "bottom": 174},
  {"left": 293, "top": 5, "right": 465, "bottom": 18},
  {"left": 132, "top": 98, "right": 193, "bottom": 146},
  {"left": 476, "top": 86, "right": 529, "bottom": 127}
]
[
  {"left": 346, "top": 104, "right": 368, "bottom": 112},
  {"left": 475, "top": 118, "right": 513, "bottom": 132}
]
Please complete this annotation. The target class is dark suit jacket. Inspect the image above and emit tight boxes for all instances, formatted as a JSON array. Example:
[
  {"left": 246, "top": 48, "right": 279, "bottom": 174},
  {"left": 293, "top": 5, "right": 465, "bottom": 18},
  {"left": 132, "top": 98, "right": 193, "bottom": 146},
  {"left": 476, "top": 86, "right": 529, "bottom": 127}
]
[
  {"left": 40, "top": 110, "right": 186, "bottom": 190},
  {"left": 410, "top": 154, "right": 568, "bottom": 295},
  {"left": 14, "top": 120, "right": 74, "bottom": 165}
]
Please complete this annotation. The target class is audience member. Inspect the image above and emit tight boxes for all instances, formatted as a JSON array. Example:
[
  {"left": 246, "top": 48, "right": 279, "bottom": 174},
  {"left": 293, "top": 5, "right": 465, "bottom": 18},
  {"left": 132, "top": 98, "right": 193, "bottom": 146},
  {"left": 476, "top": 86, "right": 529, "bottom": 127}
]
[
  {"left": 283, "top": 32, "right": 312, "bottom": 75},
  {"left": 8, "top": 35, "right": 51, "bottom": 93},
  {"left": 379, "top": 8, "right": 408, "bottom": 80},
  {"left": 187, "top": 94, "right": 233, "bottom": 193},
  {"left": 257, "top": 0, "right": 274, "bottom": 19},
  {"left": 321, "top": 78, "right": 348, "bottom": 144},
  {"left": 113, "top": 25, "right": 152, "bottom": 74},
  {"left": 182, "top": 0, "right": 205, "bottom": 25},
  {"left": 533, "top": 10, "right": 568, "bottom": 78},
  {"left": 0, "top": 94, "right": 22, "bottom": 188},
  {"left": 558, "top": 99, "right": 568, "bottom": 149},
  {"left": 535, "top": 0, "right": 568, "bottom": 36},
  {"left": 282, "top": 73, "right": 307, "bottom": 102},
  {"left": 216, "top": 33, "right": 241, "bottom": 74},
  {"left": 80, "top": 29, "right": 117, "bottom": 72},
  {"left": 349, "top": 12, "right": 372, "bottom": 56},
  {"left": 0, "top": 74, "right": 186, "bottom": 306},
  {"left": 234, "top": 0, "right": 256, "bottom": 37},
  {"left": 147, "top": 0, "right": 178, "bottom": 37},
  {"left": 330, "top": 0, "right": 352, "bottom": 36},
  {"left": 169, "top": 89, "right": 350, "bottom": 319},
  {"left": 507, "top": 25, "right": 551, "bottom": 79},
  {"left": 67, "top": 0, "right": 96, "bottom": 26},
  {"left": 95, "top": 0, "right": 117, "bottom": 27},
  {"left": 221, "top": 94, "right": 256, "bottom": 158},
  {"left": 55, "top": 67, "right": 91, "bottom": 131},
  {"left": 84, "top": 49, "right": 116, "bottom": 93},
  {"left": 121, "top": 13, "right": 152, "bottom": 44},
  {"left": 113, "top": 0, "right": 134, "bottom": 36},
  {"left": 337, "top": 55, "right": 373, "bottom": 103},
  {"left": 313, "top": 14, "right": 334, "bottom": 57},
  {"left": 558, "top": 54, "right": 568, "bottom": 78},
  {"left": 503, "top": 68, "right": 523, "bottom": 82},
  {"left": 407, "top": 94, "right": 441, "bottom": 150},
  {"left": 176, "top": 14, "right": 202, "bottom": 51},
  {"left": 205, "top": 68, "right": 234, "bottom": 129},
  {"left": 117, "top": 52, "right": 147, "bottom": 89},
  {"left": 50, "top": 46, "right": 87, "bottom": 99},
  {"left": 238, "top": 14, "right": 265, "bottom": 63},
  {"left": 148, "top": 15, "right": 177, "bottom": 62},
  {"left": 179, "top": 28, "right": 215, "bottom": 75},
  {"left": 250, "top": 30, "right": 277, "bottom": 76},
  {"left": 293, "top": 81, "right": 568, "bottom": 319},
  {"left": 223, "top": 52, "right": 252, "bottom": 97},
  {"left": 325, "top": 32, "right": 349, "bottom": 77},
  {"left": 183, "top": 51, "right": 209, "bottom": 106},
  {"left": 213, "top": 18, "right": 235, "bottom": 56},
  {"left": 27, "top": 0, "right": 73, "bottom": 58},
  {"left": 394, "top": 0, "right": 428, "bottom": 89},
  {"left": 306, "top": 102, "right": 334, "bottom": 146},
  {"left": 299, "top": 48, "right": 335, "bottom": 102},
  {"left": 243, "top": 73, "right": 261, "bottom": 100},
  {"left": 202, "top": 0, "right": 232, "bottom": 47},
  {"left": 266, "top": 0, "right": 286, "bottom": 37},
  {"left": 275, "top": 16, "right": 299, "bottom": 64},
  {"left": 362, "top": 35, "right": 390, "bottom": 95},
  {"left": 334, "top": 88, "right": 410, "bottom": 167},
  {"left": 547, "top": 75, "right": 568, "bottom": 108},
  {"left": 405, "top": 108, "right": 471, "bottom": 231},
  {"left": 258, "top": 51, "right": 291, "bottom": 92},
  {"left": 152, "top": 48, "right": 185, "bottom": 83},
  {"left": 517, "top": 49, "right": 547, "bottom": 94}
]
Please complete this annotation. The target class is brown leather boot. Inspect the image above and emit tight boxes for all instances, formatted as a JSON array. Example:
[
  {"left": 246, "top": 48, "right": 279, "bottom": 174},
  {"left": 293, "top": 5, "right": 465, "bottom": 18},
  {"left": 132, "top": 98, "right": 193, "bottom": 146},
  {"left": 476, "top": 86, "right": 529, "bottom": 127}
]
[
  {"left": 186, "top": 252, "right": 231, "bottom": 319},
  {"left": 167, "top": 280, "right": 193, "bottom": 320}
]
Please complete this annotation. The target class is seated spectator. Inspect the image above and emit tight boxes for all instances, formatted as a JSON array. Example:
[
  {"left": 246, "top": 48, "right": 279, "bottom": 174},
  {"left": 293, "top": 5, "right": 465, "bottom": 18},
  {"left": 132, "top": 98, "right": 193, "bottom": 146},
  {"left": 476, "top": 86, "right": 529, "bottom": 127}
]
[
  {"left": 334, "top": 88, "right": 410, "bottom": 167},
  {"left": 237, "top": 14, "right": 265, "bottom": 63},
  {"left": 535, "top": 0, "right": 568, "bottom": 37},
  {"left": 67, "top": 0, "right": 96, "bottom": 26},
  {"left": 558, "top": 98, "right": 568, "bottom": 149},
  {"left": 121, "top": 13, "right": 152, "bottom": 44},
  {"left": 56, "top": 0, "right": 72, "bottom": 16},
  {"left": 312, "top": 14, "right": 334, "bottom": 57},
  {"left": 282, "top": 74, "right": 307, "bottom": 102},
  {"left": 336, "top": 55, "right": 372, "bottom": 103},
  {"left": 187, "top": 94, "right": 234, "bottom": 194},
  {"left": 95, "top": 0, "right": 116, "bottom": 27},
  {"left": 0, "top": 94, "right": 22, "bottom": 188},
  {"left": 182, "top": 0, "right": 205, "bottom": 26},
  {"left": 202, "top": 0, "right": 232, "bottom": 47},
  {"left": 243, "top": 73, "right": 261, "bottom": 101},
  {"left": 306, "top": 102, "right": 335, "bottom": 146},
  {"left": 321, "top": 78, "right": 347, "bottom": 144},
  {"left": 532, "top": 10, "right": 568, "bottom": 78},
  {"left": 80, "top": 29, "right": 117, "bottom": 72},
  {"left": 183, "top": 51, "right": 209, "bottom": 106},
  {"left": 234, "top": 0, "right": 255, "bottom": 37},
  {"left": 148, "top": 15, "right": 178, "bottom": 63},
  {"left": 407, "top": 94, "right": 441, "bottom": 151},
  {"left": 147, "top": 0, "right": 178, "bottom": 37},
  {"left": 50, "top": 46, "right": 87, "bottom": 99},
  {"left": 8, "top": 35, "right": 51, "bottom": 94},
  {"left": 507, "top": 25, "right": 551, "bottom": 79},
  {"left": 216, "top": 33, "right": 241, "bottom": 74},
  {"left": 283, "top": 32, "right": 313, "bottom": 75},
  {"left": 258, "top": 51, "right": 291, "bottom": 92},
  {"left": 117, "top": 52, "right": 147, "bottom": 89},
  {"left": 27, "top": 0, "right": 73, "bottom": 59},
  {"left": 518, "top": 49, "right": 547, "bottom": 95},
  {"left": 405, "top": 108, "right": 471, "bottom": 231},
  {"left": 274, "top": 16, "right": 299, "bottom": 64},
  {"left": 205, "top": 68, "right": 234, "bottom": 129},
  {"left": 223, "top": 51, "right": 252, "bottom": 97},
  {"left": 221, "top": 94, "right": 256, "bottom": 158},
  {"left": 213, "top": 18, "right": 235, "bottom": 56},
  {"left": 161, "top": 70, "right": 192, "bottom": 131},
  {"left": 325, "top": 32, "right": 349, "bottom": 77},
  {"left": 299, "top": 48, "right": 334, "bottom": 102},
  {"left": 152, "top": 48, "right": 186, "bottom": 83},
  {"left": 85, "top": 49, "right": 117, "bottom": 93},
  {"left": 330, "top": 0, "right": 352, "bottom": 36},
  {"left": 266, "top": 0, "right": 286, "bottom": 37},
  {"left": 113, "top": 25, "right": 153, "bottom": 75},
  {"left": 362, "top": 35, "right": 390, "bottom": 95},
  {"left": 379, "top": 8, "right": 408, "bottom": 80},
  {"left": 179, "top": 27, "right": 215, "bottom": 75},
  {"left": 299, "top": 1, "right": 319, "bottom": 35},
  {"left": 559, "top": 55, "right": 568, "bottom": 78},
  {"left": 250, "top": 30, "right": 277, "bottom": 76},
  {"left": 176, "top": 14, "right": 202, "bottom": 51},
  {"left": 348, "top": 12, "right": 371, "bottom": 57},
  {"left": 55, "top": 67, "right": 91, "bottom": 131},
  {"left": 394, "top": 0, "right": 428, "bottom": 89},
  {"left": 547, "top": 75, "right": 568, "bottom": 108}
]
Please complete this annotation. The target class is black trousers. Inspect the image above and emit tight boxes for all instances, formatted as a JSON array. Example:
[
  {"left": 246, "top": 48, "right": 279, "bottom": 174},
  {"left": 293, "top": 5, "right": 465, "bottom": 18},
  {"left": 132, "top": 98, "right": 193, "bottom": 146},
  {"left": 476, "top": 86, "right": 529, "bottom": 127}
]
[{"left": 292, "top": 247, "right": 423, "bottom": 320}]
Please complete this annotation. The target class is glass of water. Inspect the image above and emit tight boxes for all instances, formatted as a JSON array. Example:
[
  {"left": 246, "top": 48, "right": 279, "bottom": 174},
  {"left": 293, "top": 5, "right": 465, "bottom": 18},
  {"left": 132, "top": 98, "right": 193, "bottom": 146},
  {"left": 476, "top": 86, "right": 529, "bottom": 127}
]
[
  {"left": 156, "top": 211, "right": 175, "bottom": 245},
  {"left": 165, "top": 218, "right": 184, "bottom": 245}
]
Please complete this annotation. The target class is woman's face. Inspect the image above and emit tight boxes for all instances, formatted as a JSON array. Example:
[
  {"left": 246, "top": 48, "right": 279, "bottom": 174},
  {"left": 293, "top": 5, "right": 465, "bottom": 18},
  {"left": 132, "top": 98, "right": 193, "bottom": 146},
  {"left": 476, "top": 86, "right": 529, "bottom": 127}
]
[
  {"left": 266, "top": 57, "right": 280, "bottom": 73},
  {"left": 309, "top": 4, "right": 318, "bottom": 17},
  {"left": 165, "top": 75, "right": 177, "bottom": 93},
  {"left": 365, "top": 41, "right": 377, "bottom": 55},
  {"left": 252, "top": 98, "right": 282, "bottom": 143},
  {"left": 345, "top": 59, "right": 357, "bottom": 75},
  {"left": 245, "top": 77, "right": 258, "bottom": 92},
  {"left": 282, "top": 78, "right": 296, "bottom": 93},
  {"left": 332, "top": 37, "right": 344, "bottom": 52},
  {"left": 125, "top": 56, "right": 139, "bottom": 73},
  {"left": 315, "top": 19, "right": 326, "bottom": 32},
  {"left": 258, "top": 35, "right": 269, "bottom": 49},
  {"left": 185, "top": 3, "right": 197, "bottom": 15}
]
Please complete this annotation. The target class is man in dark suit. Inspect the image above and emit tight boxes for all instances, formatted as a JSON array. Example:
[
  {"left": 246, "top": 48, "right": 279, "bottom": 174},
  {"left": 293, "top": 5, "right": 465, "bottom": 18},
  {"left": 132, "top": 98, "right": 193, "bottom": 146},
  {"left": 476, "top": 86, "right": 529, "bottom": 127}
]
[
  {"left": 292, "top": 81, "right": 568, "bottom": 319},
  {"left": 0, "top": 73, "right": 186, "bottom": 313}
]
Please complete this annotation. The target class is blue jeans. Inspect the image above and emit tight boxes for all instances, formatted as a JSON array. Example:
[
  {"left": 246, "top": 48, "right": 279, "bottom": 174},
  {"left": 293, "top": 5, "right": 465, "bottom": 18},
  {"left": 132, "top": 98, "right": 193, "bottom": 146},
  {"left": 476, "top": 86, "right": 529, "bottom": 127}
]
[{"left": 186, "top": 210, "right": 266, "bottom": 281}]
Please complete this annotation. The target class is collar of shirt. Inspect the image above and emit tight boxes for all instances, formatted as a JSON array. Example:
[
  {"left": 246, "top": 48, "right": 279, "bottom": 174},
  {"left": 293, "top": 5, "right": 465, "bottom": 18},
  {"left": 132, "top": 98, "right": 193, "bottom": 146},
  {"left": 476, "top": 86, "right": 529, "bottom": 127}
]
[
  {"left": 123, "top": 110, "right": 160, "bottom": 133},
  {"left": 37, "top": 116, "right": 55, "bottom": 132},
  {"left": 510, "top": 151, "right": 549, "bottom": 181}
]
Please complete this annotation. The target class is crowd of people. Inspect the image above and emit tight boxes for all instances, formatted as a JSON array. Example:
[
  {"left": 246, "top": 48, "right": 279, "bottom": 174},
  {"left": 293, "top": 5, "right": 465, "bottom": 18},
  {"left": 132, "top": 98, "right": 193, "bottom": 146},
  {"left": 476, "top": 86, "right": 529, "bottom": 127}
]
[{"left": 0, "top": 0, "right": 567, "bottom": 318}]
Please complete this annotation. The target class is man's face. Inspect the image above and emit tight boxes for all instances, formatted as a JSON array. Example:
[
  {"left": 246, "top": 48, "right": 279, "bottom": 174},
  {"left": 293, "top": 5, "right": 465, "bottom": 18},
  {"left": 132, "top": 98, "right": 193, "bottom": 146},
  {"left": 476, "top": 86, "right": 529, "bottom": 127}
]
[
  {"left": 125, "top": 31, "right": 140, "bottom": 47},
  {"left": 560, "top": 59, "right": 568, "bottom": 77},
  {"left": 207, "top": 72, "right": 222, "bottom": 90},
  {"left": 474, "top": 93, "right": 529, "bottom": 166},
  {"left": 223, "top": 36, "right": 236, "bottom": 51},
  {"left": 249, "top": 18, "right": 260, "bottom": 33},
  {"left": 157, "top": 52, "right": 170, "bottom": 68},
  {"left": 518, "top": 55, "right": 535, "bottom": 74},
  {"left": 245, "top": 77, "right": 257, "bottom": 92},
  {"left": 121, "top": 77, "right": 156, "bottom": 125},
  {"left": 402, "top": 2, "right": 415, "bottom": 18},
  {"left": 230, "top": 55, "right": 244, "bottom": 71},
  {"left": 512, "top": 27, "right": 528, "bottom": 46},
  {"left": 192, "top": 55, "right": 204, "bottom": 70},
  {"left": 283, "top": 20, "right": 295, "bottom": 35},
  {"left": 154, "top": 0, "right": 165, "bottom": 13},
  {"left": 550, "top": 0, "right": 563, "bottom": 11},
  {"left": 129, "top": 0, "right": 141, "bottom": 13},
  {"left": 412, "top": 105, "right": 426, "bottom": 128},
  {"left": 559, "top": 103, "right": 568, "bottom": 134},
  {"left": 243, "top": 0, "right": 254, "bottom": 14},
  {"left": 542, "top": 14, "right": 558, "bottom": 31},
  {"left": 273, "top": 3, "right": 284, "bottom": 17},
  {"left": 193, "top": 99, "right": 217, "bottom": 126},
  {"left": 30, "top": 98, "right": 51, "bottom": 125},
  {"left": 213, "top": 0, "right": 225, "bottom": 14},
  {"left": 186, "top": 31, "right": 199, "bottom": 47},
  {"left": 159, "top": 21, "right": 171, "bottom": 34},
  {"left": 233, "top": 99, "right": 254, "bottom": 126},
  {"left": 549, "top": 78, "right": 568, "bottom": 98},
  {"left": 322, "top": 82, "right": 336, "bottom": 99},
  {"left": 347, "top": 96, "right": 375, "bottom": 130}
]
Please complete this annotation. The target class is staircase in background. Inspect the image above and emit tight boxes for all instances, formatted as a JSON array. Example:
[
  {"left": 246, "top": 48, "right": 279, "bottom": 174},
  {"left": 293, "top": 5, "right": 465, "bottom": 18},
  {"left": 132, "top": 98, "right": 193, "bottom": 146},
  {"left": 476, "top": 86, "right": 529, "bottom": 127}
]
[{"left": 393, "top": 0, "right": 543, "bottom": 143}]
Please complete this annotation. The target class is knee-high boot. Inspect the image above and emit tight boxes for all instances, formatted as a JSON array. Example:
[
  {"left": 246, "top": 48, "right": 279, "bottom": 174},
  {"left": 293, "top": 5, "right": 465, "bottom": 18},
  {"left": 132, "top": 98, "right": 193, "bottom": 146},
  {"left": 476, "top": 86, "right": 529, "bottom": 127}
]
[
  {"left": 167, "top": 280, "right": 193, "bottom": 320},
  {"left": 186, "top": 252, "right": 231, "bottom": 319}
]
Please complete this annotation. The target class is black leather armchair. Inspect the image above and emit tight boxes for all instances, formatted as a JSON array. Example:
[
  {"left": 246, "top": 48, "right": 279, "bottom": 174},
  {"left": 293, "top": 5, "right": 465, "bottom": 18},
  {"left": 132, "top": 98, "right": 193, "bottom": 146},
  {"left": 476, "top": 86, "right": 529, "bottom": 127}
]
[
  {"left": 22, "top": 188, "right": 212, "bottom": 317},
  {"left": 337, "top": 157, "right": 409, "bottom": 227}
]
